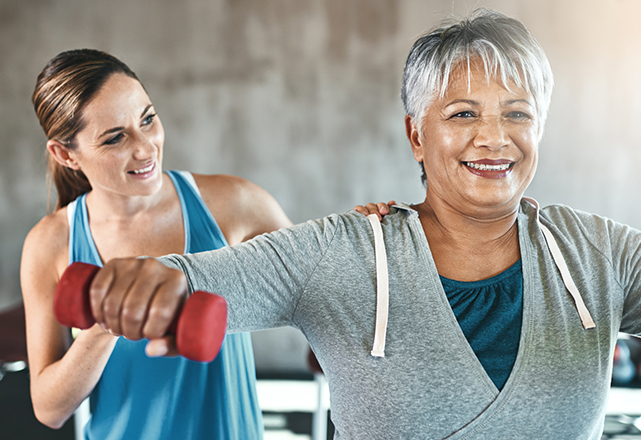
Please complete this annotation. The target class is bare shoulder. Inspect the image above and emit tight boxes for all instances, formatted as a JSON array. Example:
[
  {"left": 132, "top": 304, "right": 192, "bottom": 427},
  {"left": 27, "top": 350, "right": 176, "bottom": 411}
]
[
  {"left": 21, "top": 208, "right": 82, "bottom": 383},
  {"left": 191, "top": 173, "right": 292, "bottom": 245},
  {"left": 21, "top": 208, "right": 69, "bottom": 286},
  {"left": 191, "top": 173, "right": 254, "bottom": 201}
]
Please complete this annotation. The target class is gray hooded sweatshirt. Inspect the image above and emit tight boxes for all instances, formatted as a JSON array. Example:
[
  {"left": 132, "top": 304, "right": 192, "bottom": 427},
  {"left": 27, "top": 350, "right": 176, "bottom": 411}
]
[{"left": 159, "top": 201, "right": 641, "bottom": 439}]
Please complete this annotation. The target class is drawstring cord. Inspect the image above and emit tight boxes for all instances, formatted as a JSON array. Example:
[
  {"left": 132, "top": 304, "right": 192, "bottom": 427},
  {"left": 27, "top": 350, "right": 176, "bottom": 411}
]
[
  {"left": 367, "top": 214, "right": 389, "bottom": 357},
  {"left": 366, "top": 199, "right": 595, "bottom": 358},
  {"left": 522, "top": 197, "right": 596, "bottom": 330}
]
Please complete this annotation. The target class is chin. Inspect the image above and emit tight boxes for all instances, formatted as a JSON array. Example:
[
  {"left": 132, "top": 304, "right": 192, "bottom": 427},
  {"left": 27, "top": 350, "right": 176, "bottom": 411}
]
[
  {"left": 137, "top": 178, "right": 163, "bottom": 196},
  {"left": 465, "top": 192, "right": 522, "bottom": 212}
]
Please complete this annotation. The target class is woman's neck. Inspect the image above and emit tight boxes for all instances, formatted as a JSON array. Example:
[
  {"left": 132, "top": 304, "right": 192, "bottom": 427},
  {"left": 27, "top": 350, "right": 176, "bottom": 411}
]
[
  {"left": 414, "top": 196, "right": 522, "bottom": 281},
  {"left": 84, "top": 174, "right": 170, "bottom": 221},
  {"left": 81, "top": 173, "right": 185, "bottom": 260}
]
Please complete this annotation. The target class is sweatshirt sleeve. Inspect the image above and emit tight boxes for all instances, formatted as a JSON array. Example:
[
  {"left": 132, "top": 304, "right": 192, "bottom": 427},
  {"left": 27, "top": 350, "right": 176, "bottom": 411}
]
[
  {"left": 602, "top": 217, "right": 641, "bottom": 336},
  {"left": 544, "top": 205, "right": 641, "bottom": 336},
  {"left": 157, "top": 214, "right": 340, "bottom": 333}
]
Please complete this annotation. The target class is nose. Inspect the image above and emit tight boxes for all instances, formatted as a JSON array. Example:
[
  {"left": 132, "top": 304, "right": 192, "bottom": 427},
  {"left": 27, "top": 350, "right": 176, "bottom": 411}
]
[
  {"left": 132, "top": 132, "right": 158, "bottom": 160},
  {"left": 473, "top": 116, "right": 509, "bottom": 151}
]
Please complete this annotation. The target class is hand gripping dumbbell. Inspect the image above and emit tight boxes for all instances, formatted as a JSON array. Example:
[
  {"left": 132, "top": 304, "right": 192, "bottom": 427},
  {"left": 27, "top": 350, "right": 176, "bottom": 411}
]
[{"left": 53, "top": 261, "right": 228, "bottom": 363}]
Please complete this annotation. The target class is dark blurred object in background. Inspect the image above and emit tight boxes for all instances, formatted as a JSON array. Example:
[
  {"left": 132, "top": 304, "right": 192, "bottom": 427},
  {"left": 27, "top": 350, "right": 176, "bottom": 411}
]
[{"left": 612, "top": 335, "right": 641, "bottom": 388}]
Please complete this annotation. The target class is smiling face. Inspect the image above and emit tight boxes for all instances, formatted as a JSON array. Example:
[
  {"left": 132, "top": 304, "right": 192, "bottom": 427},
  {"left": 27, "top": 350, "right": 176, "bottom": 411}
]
[
  {"left": 407, "top": 62, "right": 540, "bottom": 219},
  {"left": 63, "top": 73, "right": 165, "bottom": 199}
]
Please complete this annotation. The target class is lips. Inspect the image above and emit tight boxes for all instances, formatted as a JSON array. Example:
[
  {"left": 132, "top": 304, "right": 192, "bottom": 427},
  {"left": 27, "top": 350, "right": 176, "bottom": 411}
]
[
  {"left": 128, "top": 162, "right": 156, "bottom": 177},
  {"left": 463, "top": 160, "right": 514, "bottom": 179}
]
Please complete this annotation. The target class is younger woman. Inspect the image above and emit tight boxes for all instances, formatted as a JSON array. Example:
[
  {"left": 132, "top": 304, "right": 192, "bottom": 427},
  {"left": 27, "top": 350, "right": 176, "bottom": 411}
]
[{"left": 21, "top": 49, "right": 291, "bottom": 439}]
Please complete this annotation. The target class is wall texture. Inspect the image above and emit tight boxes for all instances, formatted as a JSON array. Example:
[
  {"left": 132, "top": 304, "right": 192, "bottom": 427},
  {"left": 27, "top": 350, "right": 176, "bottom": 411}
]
[{"left": 2, "top": 0, "right": 640, "bottom": 371}]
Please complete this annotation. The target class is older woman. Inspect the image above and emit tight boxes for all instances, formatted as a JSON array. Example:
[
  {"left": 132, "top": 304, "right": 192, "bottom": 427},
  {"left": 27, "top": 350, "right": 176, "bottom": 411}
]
[{"left": 77, "top": 9, "right": 639, "bottom": 439}]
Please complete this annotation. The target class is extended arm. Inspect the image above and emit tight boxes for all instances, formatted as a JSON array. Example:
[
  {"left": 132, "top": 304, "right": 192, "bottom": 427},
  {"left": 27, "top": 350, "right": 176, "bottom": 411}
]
[{"left": 89, "top": 215, "right": 341, "bottom": 352}]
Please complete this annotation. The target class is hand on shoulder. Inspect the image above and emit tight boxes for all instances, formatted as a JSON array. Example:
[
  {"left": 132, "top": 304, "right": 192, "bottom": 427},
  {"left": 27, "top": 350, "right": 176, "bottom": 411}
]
[{"left": 354, "top": 200, "right": 397, "bottom": 221}]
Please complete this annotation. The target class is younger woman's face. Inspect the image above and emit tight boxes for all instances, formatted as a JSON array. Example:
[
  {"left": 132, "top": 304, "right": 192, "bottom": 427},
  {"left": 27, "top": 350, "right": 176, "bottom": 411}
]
[{"left": 70, "top": 73, "right": 165, "bottom": 199}]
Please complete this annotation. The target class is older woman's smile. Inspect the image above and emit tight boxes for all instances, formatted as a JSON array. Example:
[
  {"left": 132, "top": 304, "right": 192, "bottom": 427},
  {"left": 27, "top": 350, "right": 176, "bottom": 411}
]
[
  {"left": 407, "top": 61, "right": 540, "bottom": 215},
  {"left": 464, "top": 160, "right": 515, "bottom": 179}
]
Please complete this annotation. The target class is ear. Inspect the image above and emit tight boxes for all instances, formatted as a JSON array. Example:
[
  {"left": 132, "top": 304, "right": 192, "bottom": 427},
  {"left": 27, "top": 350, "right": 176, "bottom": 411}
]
[
  {"left": 405, "top": 115, "right": 423, "bottom": 163},
  {"left": 47, "top": 139, "right": 81, "bottom": 170}
]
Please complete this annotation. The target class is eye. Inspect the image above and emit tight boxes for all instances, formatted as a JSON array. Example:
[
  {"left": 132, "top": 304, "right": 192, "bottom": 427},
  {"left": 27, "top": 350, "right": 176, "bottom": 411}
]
[
  {"left": 506, "top": 111, "right": 532, "bottom": 121},
  {"left": 103, "top": 133, "right": 124, "bottom": 146},
  {"left": 449, "top": 110, "right": 476, "bottom": 119},
  {"left": 142, "top": 113, "right": 157, "bottom": 126}
]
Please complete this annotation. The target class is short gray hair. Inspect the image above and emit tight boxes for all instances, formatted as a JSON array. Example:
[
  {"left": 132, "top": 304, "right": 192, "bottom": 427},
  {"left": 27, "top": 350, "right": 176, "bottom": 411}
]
[{"left": 402, "top": 8, "right": 553, "bottom": 135}]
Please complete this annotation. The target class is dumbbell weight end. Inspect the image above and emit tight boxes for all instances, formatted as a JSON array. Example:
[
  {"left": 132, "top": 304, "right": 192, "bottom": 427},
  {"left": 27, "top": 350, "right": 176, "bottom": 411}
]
[
  {"left": 53, "top": 262, "right": 228, "bottom": 363},
  {"left": 53, "top": 262, "right": 100, "bottom": 329}
]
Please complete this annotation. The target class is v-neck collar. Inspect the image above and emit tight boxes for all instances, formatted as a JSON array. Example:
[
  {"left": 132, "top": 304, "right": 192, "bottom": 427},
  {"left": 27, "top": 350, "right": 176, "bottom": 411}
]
[{"left": 399, "top": 202, "right": 536, "bottom": 423}]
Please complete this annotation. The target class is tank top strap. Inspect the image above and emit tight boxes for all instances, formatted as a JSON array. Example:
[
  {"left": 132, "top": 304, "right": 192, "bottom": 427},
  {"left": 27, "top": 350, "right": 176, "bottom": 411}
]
[
  {"left": 166, "top": 170, "right": 228, "bottom": 253},
  {"left": 67, "top": 193, "right": 102, "bottom": 267}
]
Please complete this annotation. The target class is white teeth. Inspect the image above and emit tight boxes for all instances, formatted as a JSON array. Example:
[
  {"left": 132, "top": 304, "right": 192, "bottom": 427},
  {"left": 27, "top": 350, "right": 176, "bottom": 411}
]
[
  {"left": 465, "top": 162, "right": 511, "bottom": 171},
  {"left": 132, "top": 163, "right": 154, "bottom": 174}
]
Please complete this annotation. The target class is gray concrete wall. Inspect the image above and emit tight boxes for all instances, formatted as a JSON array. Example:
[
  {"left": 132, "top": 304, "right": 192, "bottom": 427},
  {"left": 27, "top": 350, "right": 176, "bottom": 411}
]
[{"left": 2, "top": 0, "right": 640, "bottom": 372}]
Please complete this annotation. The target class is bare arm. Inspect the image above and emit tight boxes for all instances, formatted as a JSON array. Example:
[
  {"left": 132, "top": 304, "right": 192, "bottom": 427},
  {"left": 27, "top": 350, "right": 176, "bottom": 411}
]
[
  {"left": 89, "top": 211, "right": 338, "bottom": 352},
  {"left": 20, "top": 212, "right": 117, "bottom": 428},
  {"left": 193, "top": 174, "right": 293, "bottom": 245}
]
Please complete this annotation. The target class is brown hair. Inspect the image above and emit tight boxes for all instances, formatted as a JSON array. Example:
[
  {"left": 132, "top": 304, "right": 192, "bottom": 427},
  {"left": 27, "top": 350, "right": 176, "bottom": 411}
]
[{"left": 32, "top": 49, "right": 140, "bottom": 210}]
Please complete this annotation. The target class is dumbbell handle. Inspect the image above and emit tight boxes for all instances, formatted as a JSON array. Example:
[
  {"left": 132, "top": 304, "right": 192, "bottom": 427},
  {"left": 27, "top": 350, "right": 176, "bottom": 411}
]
[{"left": 53, "top": 262, "right": 227, "bottom": 363}]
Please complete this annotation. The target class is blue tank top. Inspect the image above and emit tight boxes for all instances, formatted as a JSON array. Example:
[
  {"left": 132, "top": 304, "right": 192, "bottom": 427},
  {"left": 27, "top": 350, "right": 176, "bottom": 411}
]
[
  {"left": 67, "top": 170, "right": 263, "bottom": 440},
  {"left": 440, "top": 259, "right": 523, "bottom": 391}
]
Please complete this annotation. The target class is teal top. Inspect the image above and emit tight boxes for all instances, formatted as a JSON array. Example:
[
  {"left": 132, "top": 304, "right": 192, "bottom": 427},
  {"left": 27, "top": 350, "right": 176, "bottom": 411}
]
[
  {"left": 67, "top": 170, "right": 263, "bottom": 440},
  {"left": 440, "top": 260, "right": 523, "bottom": 390}
]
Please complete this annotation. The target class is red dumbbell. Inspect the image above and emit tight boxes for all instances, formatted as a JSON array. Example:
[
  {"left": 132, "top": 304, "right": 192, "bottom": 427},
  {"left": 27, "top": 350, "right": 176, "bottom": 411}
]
[{"left": 53, "top": 261, "right": 227, "bottom": 363}]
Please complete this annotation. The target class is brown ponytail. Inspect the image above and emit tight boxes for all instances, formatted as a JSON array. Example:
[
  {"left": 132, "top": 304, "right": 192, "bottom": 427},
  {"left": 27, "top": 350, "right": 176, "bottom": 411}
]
[{"left": 32, "top": 49, "right": 140, "bottom": 211}]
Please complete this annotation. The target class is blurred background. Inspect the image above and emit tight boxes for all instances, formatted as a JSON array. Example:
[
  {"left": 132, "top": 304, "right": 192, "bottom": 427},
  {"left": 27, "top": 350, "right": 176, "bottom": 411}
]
[{"left": 1, "top": 0, "right": 641, "bottom": 438}]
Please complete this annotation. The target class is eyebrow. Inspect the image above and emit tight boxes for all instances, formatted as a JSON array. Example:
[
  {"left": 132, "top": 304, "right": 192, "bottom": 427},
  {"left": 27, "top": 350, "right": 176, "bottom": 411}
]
[
  {"left": 98, "top": 104, "right": 154, "bottom": 139},
  {"left": 98, "top": 126, "right": 125, "bottom": 139},
  {"left": 140, "top": 104, "right": 153, "bottom": 118},
  {"left": 503, "top": 99, "right": 534, "bottom": 108},
  {"left": 444, "top": 98, "right": 534, "bottom": 108},
  {"left": 444, "top": 99, "right": 478, "bottom": 108}
]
